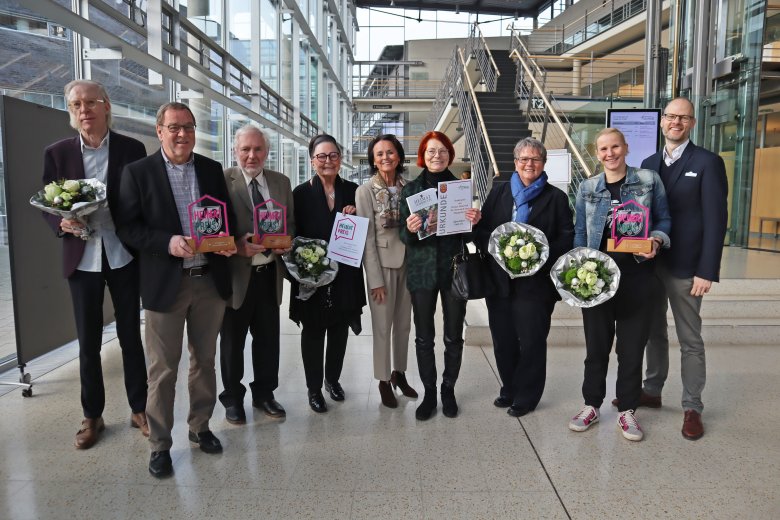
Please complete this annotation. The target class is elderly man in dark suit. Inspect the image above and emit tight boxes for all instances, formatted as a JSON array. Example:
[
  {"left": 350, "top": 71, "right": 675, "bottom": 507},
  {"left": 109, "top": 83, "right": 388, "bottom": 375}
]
[
  {"left": 635, "top": 97, "right": 728, "bottom": 440},
  {"left": 42, "top": 79, "right": 148, "bottom": 450},
  {"left": 116, "top": 102, "right": 236, "bottom": 478},
  {"left": 219, "top": 125, "right": 294, "bottom": 424}
]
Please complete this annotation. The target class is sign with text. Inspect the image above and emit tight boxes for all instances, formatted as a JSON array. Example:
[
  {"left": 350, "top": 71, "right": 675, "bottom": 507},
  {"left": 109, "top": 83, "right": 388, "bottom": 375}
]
[
  {"left": 437, "top": 179, "right": 473, "bottom": 236},
  {"left": 607, "top": 198, "right": 652, "bottom": 253},
  {"left": 252, "top": 198, "right": 291, "bottom": 249},
  {"left": 187, "top": 195, "right": 235, "bottom": 252},
  {"left": 326, "top": 212, "right": 369, "bottom": 268}
]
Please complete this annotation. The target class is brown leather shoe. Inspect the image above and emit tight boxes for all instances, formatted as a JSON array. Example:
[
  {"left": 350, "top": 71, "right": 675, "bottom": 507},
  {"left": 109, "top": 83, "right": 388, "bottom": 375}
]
[
  {"left": 390, "top": 371, "right": 418, "bottom": 398},
  {"left": 131, "top": 412, "right": 150, "bottom": 437},
  {"left": 682, "top": 410, "right": 704, "bottom": 440},
  {"left": 611, "top": 391, "right": 662, "bottom": 409},
  {"left": 378, "top": 380, "right": 398, "bottom": 408},
  {"left": 74, "top": 417, "right": 105, "bottom": 449}
]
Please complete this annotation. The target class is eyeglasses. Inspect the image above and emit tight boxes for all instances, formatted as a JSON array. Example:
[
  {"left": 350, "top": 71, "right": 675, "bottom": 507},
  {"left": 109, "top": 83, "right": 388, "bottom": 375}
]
[
  {"left": 67, "top": 99, "right": 105, "bottom": 111},
  {"left": 425, "top": 148, "right": 449, "bottom": 157},
  {"left": 313, "top": 152, "right": 341, "bottom": 163},
  {"left": 515, "top": 156, "right": 543, "bottom": 164},
  {"left": 663, "top": 113, "right": 694, "bottom": 123},
  {"left": 161, "top": 124, "right": 197, "bottom": 133}
]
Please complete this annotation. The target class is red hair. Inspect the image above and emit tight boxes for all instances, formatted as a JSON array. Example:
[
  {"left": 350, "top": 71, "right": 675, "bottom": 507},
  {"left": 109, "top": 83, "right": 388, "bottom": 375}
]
[{"left": 417, "top": 131, "right": 455, "bottom": 168}]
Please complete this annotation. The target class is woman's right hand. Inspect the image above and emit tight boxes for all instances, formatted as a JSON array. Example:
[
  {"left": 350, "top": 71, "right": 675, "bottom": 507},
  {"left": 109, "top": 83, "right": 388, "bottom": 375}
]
[
  {"left": 406, "top": 214, "right": 422, "bottom": 233},
  {"left": 370, "top": 286, "right": 386, "bottom": 304}
]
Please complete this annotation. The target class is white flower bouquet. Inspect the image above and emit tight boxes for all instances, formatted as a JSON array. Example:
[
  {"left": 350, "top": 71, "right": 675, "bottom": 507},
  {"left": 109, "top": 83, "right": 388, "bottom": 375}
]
[
  {"left": 283, "top": 237, "right": 339, "bottom": 301},
  {"left": 549, "top": 247, "right": 621, "bottom": 308},
  {"left": 487, "top": 222, "right": 549, "bottom": 278},
  {"left": 30, "top": 178, "right": 107, "bottom": 240}
]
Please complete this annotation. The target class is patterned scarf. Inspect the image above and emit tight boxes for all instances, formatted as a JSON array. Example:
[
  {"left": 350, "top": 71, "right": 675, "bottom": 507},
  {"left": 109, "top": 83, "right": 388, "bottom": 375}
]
[{"left": 370, "top": 173, "right": 405, "bottom": 229}]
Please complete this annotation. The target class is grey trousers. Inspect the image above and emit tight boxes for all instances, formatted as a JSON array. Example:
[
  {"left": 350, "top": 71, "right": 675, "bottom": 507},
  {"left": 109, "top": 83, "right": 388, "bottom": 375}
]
[
  {"left": 367, "top": 266, "right": 412, "bottom": 381},
  {"left": 144, "top": 274, "right": 226, "bottom": 452},
  {"left": 643, "top": 265, "right": 706, "bottom": 413}
]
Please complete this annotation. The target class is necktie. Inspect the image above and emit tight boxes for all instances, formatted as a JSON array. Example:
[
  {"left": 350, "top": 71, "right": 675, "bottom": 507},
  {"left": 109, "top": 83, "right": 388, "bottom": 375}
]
[{"left": 250, "top": 178, "right": 265, "bottom": 207}]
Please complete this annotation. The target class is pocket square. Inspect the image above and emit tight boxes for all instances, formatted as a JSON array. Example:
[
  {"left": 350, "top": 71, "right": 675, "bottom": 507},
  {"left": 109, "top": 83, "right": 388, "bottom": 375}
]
[{"left": 685, "top": 171, "right": 698, "bottom": 177}]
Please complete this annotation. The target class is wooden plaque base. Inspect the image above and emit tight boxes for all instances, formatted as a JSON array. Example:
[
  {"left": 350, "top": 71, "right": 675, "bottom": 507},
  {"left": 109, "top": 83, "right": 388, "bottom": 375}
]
[
  {"left": 186, "top": 235, "right": 235, "bottom": 253},
  {"left": 607, "top": 238, "right": 652, "bottom": 253},
  {"left": 252, "top": 234, "right": 292, "bottom": 249}
]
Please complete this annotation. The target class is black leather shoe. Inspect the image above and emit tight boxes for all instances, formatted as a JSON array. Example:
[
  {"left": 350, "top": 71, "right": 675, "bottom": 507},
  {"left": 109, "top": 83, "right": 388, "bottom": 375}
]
[
  {"left": 324, "top": 380, "right": 345, "bottom": 401},
  {"left": 225, "top": 405, "right": 246, "bottom": 425},
  {"left": 149, "top": 450, "right": 173, "bottom": 478},
  {"left": 441, "top": 384, "right": 458, "bottom": 418},
  {"left": 308, "top": 390, "right": 328, "bottom": 413},
  {"left": 254, "top": 399, "right": 286, "bottom": 418},
  {"left": 188, "top": 430, "right": 223, "bottom": 454},
  {"left": 493, "top": 396, "right": 512, "bottom": 408},
  {"left": 507, "top": 405, "right": 532, "bottom": 417},
  {"left": 415, "top": 392, "right": 437, "bottom": 421}
]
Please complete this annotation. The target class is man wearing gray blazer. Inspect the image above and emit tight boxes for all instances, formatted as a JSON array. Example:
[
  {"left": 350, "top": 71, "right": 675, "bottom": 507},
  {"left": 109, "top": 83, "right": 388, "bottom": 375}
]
[{"left": 219, "top": 125, "right": 295, "bottom": 423}]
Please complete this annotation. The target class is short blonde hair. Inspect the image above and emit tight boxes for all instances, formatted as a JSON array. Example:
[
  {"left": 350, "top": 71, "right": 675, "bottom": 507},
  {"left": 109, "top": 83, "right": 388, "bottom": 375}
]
[{"left": 595, "top": 127, "right": 627, "bottom": 146}]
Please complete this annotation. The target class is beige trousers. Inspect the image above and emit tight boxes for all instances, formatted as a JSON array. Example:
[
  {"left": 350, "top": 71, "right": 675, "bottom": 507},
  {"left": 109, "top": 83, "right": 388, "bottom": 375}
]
[
  {"left": 368, "top": 266, "right": 412, "bottom": 381},
  {"left": 144, "top": 275, "right": 226, "bottom": 452}
]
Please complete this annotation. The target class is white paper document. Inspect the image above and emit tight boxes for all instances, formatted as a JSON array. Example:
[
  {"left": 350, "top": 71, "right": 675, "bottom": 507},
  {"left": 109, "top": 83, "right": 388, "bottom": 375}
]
[
  {"left": 436, "top": 179, "right": 473, "bottom": 236},
  {"left": 405, "top": 188, "right": 438, "bottom": 240},
  {"left": 327, "top": 212, "right": 369, "bottom": 268}
]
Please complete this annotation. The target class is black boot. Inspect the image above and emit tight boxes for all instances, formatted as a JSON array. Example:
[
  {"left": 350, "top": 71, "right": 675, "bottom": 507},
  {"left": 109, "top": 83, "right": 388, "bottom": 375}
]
[
  {"left": 441, "top": 383, "right": 458, "bottom": 418},
  {"left": 415, "top": 390, "right": 437, "bottom": 420}
]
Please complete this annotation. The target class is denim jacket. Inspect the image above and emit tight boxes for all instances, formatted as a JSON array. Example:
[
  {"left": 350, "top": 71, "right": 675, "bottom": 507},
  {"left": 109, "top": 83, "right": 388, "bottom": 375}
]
[{"left": 574, "top": 167, "right": 671, "bottom": 250}]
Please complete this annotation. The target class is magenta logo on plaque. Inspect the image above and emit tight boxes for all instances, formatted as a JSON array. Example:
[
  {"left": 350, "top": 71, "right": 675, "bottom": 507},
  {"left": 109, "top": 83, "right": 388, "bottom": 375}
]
[
  {"left": 186, "top": 195, "right": 235, "bottom": 252},
  {"left": 253, "top": 198, "right": 292, "bottom": 249},
  {"left": 607, "top": 199, "right": 652, "bottom": 253}
]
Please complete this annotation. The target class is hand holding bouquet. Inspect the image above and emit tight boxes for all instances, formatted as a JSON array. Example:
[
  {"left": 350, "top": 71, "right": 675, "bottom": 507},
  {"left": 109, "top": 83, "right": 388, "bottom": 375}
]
[
  {"left": 30, "top": 178, "right": 107, "bottom": 240},
  {"left": 488, "top": 222, "right": 549, "bottom": 278},
  {"left": 283, "top": 237, "right": 339, "bottom": 300},
  {"left": 549, "top": 247, "right": 621, "bottom": 307}
]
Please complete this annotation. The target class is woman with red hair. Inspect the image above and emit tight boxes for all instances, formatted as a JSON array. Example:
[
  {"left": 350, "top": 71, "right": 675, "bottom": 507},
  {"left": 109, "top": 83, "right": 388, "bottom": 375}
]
[{"left": 399, "top": 131, "right": 481, "bottom": 420}]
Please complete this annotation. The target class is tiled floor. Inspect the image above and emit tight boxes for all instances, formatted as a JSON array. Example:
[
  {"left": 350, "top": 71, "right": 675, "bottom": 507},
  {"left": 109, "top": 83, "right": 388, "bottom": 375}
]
[
  {"left": 1, "top": 245, "right": 780, "bottom": 519},
  {"left": 1, "top": 306, "right": 780, "bottom": 519}
]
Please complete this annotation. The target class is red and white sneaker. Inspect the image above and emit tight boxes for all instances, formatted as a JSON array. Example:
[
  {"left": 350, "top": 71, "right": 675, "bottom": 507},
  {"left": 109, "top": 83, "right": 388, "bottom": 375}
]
[
  {"left": 569, "top": 405, "right": 599, "bottom": 432},
  {"left": 617, "top": 410, "right": 644, "bottom": 441}
]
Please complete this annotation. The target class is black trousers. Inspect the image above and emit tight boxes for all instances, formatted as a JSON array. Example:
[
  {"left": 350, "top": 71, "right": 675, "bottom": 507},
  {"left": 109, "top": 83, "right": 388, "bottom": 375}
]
[
  {"left": 581, "top": 268, "right": 657, "bottom": 412},
  {"left": 410, "top": 287, "right": 466, "bottom": 392},
  {"left": 219, "top": 264, "right": 280, "bottom": 407},
  {"left": 486, "top": 294, "right": 555, "bottom": 410},
  {"left": 300, "top": 316, "right": 350, "bottom": 391},
  {"left": 67, "top": 257, "right": 147, "bottom": 419}
]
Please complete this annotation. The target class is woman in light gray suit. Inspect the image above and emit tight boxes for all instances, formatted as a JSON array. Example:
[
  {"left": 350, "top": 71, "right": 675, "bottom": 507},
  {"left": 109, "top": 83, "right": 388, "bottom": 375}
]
[{"left": 356, "top": 134, "right": 418, "bottom": 408}]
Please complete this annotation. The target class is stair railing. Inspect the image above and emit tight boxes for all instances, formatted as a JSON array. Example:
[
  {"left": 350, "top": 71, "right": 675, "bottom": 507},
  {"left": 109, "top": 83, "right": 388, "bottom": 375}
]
[
  {"left": 455, "top": 47, "right": 500, "bottom": 203},
  {"left": 425, "top": 48, "right": 460, "bottom": 130},
  {"left": 466, "top": 24, "right": 500, "bottom": 93},
  {"left": 510, "top": 27, "right": 597, "bottom": 190}
]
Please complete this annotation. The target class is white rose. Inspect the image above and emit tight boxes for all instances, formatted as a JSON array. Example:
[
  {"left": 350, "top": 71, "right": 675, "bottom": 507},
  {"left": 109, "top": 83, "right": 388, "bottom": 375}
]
[
  {"left": 503, "top": 246, "right": 515, "bottom": 258},
  {"left": 583, "top": 261, "right": 598, "bottom": 272}
]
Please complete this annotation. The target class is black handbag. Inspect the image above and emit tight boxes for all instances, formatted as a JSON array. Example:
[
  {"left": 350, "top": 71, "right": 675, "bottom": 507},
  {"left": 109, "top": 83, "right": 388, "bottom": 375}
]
[{"left": 451, "top": 241, "right": 495, "bottom": 300}]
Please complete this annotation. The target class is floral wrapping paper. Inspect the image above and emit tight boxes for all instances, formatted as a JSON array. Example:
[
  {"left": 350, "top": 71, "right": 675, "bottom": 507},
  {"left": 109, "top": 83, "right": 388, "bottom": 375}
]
[
  {"left": 549, "top": 247, "right": 621, "bottom": 308},
  {"left": 487, "top": 221, "right": 550, "bottom": 279},
  {"left": 282, "top": 237, "right": 339, "bottom": 301}
]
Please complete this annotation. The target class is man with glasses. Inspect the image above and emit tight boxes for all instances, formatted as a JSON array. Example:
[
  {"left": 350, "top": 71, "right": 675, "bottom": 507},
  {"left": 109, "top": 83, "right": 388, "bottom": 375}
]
[
  {"left": 219, "top": 125, "right": 294, "bottom": 424},
  {"left": 116, "top": 102, "right": 236, "bottom": 477},
  {"left": 623, "top": 97, "right": 728, "bottom": 440},
  {"left": 42, "top": 79, "right": 148, "bottom": 450}
]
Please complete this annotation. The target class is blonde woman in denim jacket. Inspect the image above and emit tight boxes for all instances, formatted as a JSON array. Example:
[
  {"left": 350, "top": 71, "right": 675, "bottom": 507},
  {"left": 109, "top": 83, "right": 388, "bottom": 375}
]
[{"left": 568, "top": 128, "right": 671, "bottom": 442}]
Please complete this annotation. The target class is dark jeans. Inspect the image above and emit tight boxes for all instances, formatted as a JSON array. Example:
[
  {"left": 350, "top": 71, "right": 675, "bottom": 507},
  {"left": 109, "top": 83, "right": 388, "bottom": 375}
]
[
  {"left": 300, "top": 317, "right": 350, "bottom": 390},
  {"left": 581, "top": 268, "right": 657, "bottom": 412},
  {"left": 486, "top": 294, "right": 554, "bottom": 409},
  {"left": 409, "top": 287, "right": 467, "bottom": 391},
  {"left": 67, "top": 257, "right": 147, "bottom": 418},
  {"left": 219, "top": 264, "right": 280, "bottom": 407}
]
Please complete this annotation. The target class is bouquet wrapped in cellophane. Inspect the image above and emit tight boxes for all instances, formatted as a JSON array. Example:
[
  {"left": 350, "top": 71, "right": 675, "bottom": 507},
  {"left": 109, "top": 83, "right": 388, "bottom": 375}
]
[
  {"left": 487, "top": 221, "right": 549, "bottom": 278},
  {"left": 549, "top": 247, "right": 621, "bottom": 308},
  {"left": 30, "top": 178, "right": 107, "bottom": 240},
  {"left": 282, "top": 236, "right": 339, "bottom": 301}
]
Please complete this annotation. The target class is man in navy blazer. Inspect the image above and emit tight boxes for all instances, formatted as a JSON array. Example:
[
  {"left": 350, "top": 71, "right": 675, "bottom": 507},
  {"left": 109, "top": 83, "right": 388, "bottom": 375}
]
[
  {"left": 42, "top": 80, "right": 148, "bottom": 450},
  {"left": 638, "top": 97, "right": 728, "bottom": 440},
  {"left": 116, "top": 102, "right": 236, "bottom": 478}
]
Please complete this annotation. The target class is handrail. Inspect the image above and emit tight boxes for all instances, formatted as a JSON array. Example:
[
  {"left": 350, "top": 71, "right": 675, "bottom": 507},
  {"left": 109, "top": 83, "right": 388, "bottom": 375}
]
[
  {"left": 425, "top": 48, "right": 459, "bottom": 130},
  {"left": 457, "top": 48, "right": 500, "bottom": 190},
  {"left": 510, "top": 30, "right": 595, "bottom": 180},
  {"left": 466, "top": 24, "right": 500, "bottom": 92}
]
